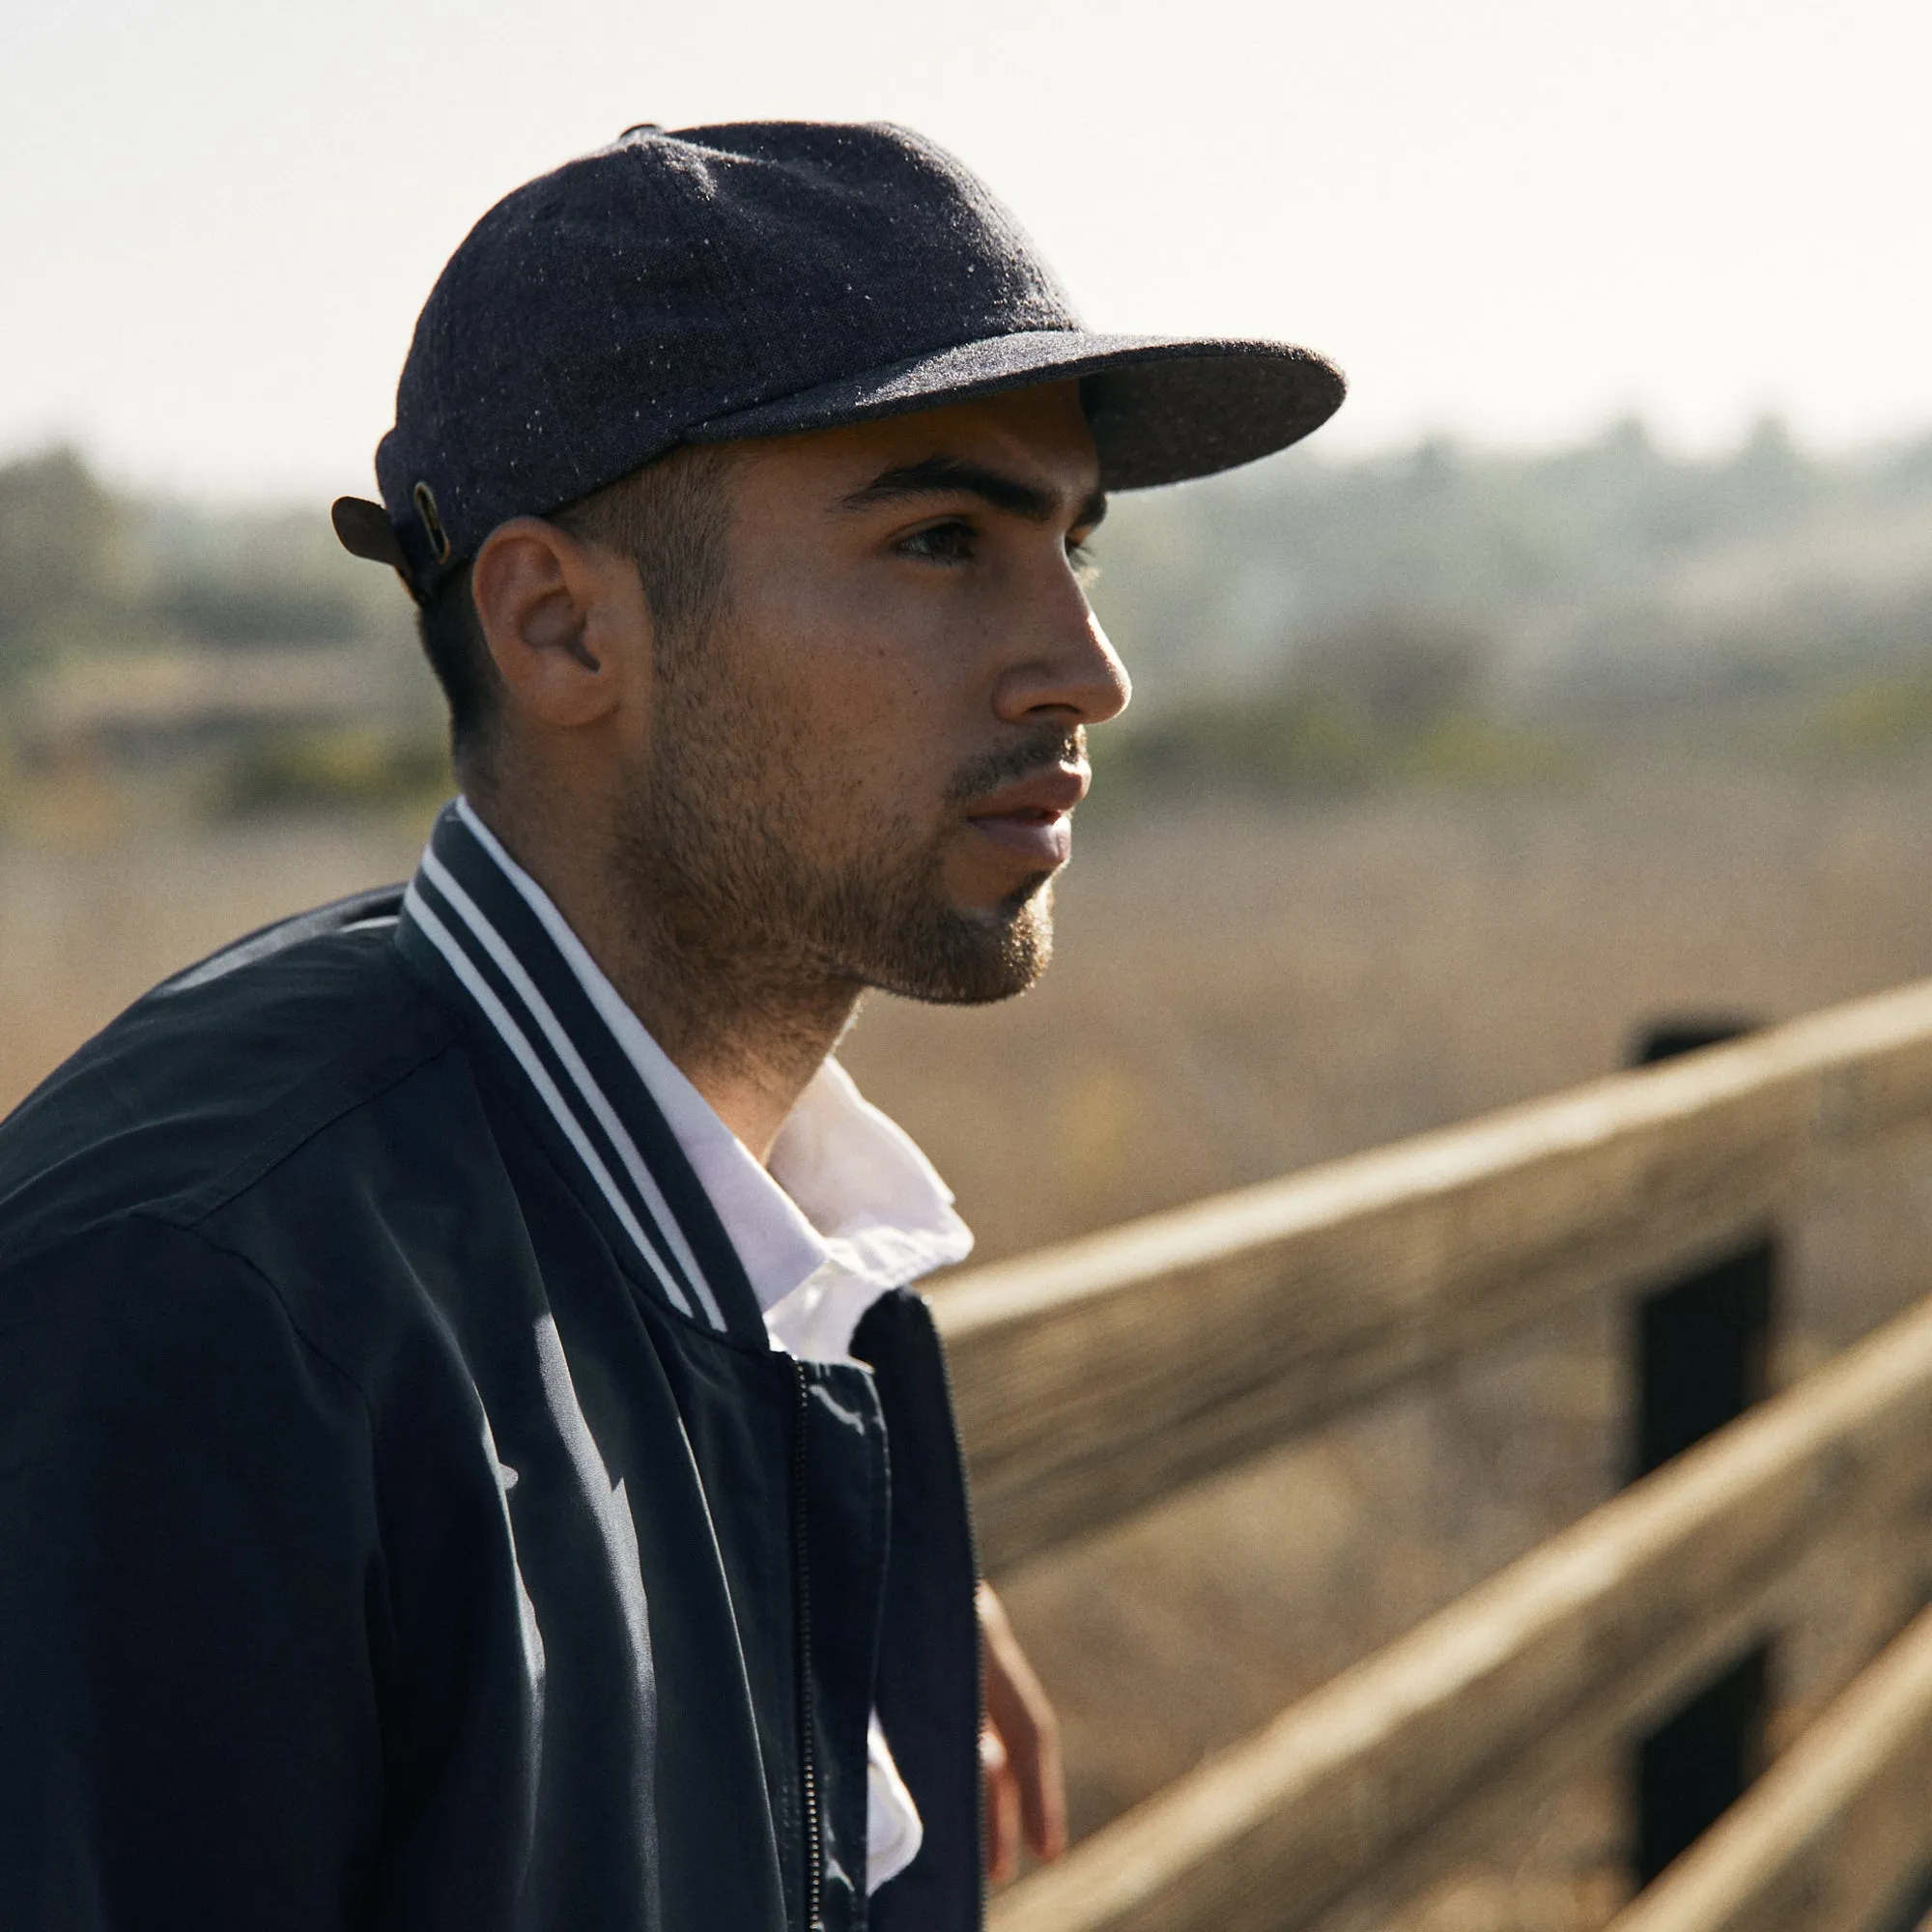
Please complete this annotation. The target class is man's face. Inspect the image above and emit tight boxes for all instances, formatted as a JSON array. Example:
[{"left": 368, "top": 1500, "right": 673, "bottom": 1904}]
[{"left": 617, "top": 381, "right": 1129, "bottom": 1005}]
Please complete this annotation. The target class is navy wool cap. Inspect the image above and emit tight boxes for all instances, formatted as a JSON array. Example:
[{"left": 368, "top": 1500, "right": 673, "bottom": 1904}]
[{"left": 333, "top": 120, "right": 1345, "bottom": 596}]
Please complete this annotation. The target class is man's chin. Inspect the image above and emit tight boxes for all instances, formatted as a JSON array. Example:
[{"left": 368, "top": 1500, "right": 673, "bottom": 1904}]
[{"left": 862, "top": 885, "right": 1055, "bottom": 1007}]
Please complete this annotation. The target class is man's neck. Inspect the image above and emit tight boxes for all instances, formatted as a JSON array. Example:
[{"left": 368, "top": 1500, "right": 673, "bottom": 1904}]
[
  {"left": 466, "top": 790, "right": 861, "bottom": 1164},
  {"left": 603, "top": 949, "right": 861, "bottom": 1166}
]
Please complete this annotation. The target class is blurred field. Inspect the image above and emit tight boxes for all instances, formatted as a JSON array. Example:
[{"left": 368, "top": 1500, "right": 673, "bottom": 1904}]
[{"left": 8, "top": 751, "right": 1932, "bottom": 1928}]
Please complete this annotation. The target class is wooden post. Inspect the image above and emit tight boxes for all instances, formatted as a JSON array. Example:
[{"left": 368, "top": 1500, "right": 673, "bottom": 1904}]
[
  {"left": 1603, "top": 1601, "right": 1932, "bottom": 1932},
  {"left": 1877, "top": 1871, "right": 1932, "bottom": 1932},
  {"left": 1628, "top": 1020, "right": 1776, "bottom": 1888}
]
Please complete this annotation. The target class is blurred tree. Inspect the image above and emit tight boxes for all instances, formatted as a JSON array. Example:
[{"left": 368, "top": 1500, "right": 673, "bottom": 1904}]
[
  {"left": 1722, "top": 412, "right": 1812, "bottom": 519},
  {"left": 1298, "top": 616, "right": 1492, "bottom": 730},
  {"left": 0, "top": 447, "right": 135, "bottom": 677},
  {"left": 150, "top": 569, "right": 362, "bottom": 648}
]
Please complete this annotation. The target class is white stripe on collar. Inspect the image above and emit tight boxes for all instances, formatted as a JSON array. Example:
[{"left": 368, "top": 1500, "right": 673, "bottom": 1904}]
[
  {"left": 403, "top": 881, "right": 709, "bottom": 1324},
  {"left": 454, "top": 799, "right": 973, "bottom": 1358},
  {"left": 417, "top": 845, "right": 726, "bottom": 1329}
]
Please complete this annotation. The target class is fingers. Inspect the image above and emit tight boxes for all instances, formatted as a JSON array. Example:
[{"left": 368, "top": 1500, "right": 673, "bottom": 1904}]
[
  {"left": 979, "top": 1581, "right": 1069, "bottom": 1867},
  {"left": 981, "top": 1720, "right": 1021, "bottom": 1885}
]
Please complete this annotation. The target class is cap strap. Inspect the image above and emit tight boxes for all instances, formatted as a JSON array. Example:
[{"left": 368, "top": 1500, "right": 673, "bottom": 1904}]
[{"left": 331, "top": 496, "right": 410, "bottom": 571}]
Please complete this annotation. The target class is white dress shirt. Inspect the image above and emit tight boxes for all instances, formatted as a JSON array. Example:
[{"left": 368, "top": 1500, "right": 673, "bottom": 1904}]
[{"left": 457, "top": 799, "right": 974, "bottom": 1893}]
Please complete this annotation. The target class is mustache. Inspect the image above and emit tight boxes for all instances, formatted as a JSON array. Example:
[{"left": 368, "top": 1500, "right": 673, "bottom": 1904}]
[{"left": 944, "top": 725, "right": 1087, "bottom": 808}]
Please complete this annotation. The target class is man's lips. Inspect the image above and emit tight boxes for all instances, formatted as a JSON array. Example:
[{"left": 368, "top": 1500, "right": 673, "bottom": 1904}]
[{"left": 961, "top": 766, "right": 1089, "bottom": 868}]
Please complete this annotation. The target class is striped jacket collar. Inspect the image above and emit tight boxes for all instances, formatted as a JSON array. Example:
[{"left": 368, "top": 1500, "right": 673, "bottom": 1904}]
[{"left": 396, "top": 799, "right": 766, "bottom": 1343}]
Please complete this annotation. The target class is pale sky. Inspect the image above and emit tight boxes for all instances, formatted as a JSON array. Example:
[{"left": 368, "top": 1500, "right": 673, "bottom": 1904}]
[{"left": 5, "top": 0, "right": 1929, "bottom": 503}]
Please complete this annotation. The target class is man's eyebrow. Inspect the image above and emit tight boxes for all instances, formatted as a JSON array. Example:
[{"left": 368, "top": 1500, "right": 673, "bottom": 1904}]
[{"left": 839, "top": 456, "right": 1107, "bottom": 529}]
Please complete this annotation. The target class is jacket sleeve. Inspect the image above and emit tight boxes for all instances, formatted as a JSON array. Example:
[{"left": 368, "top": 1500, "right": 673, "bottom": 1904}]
[{"left": 0, "top": 1215, "right": 386, "bottom": 1931}]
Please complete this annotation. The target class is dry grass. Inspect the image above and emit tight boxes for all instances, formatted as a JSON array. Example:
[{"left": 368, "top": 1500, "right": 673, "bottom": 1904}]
[
  {"left": 0, "top": 811, "right": 431, "bottom": 1110},
  {"left": 8, "top": 750, "right": 1932, "bottom": 1926}
]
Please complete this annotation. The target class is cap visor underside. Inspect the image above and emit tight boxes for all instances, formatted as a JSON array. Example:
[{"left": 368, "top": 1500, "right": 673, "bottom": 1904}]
[{"left": 687, "top": 329, "right": 1346, "bottom": 491}]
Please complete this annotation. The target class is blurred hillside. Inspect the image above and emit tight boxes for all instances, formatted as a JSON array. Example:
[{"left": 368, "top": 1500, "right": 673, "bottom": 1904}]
[
  {"left": 1089, "top": 414, "right": 1932, "bottom": 790},
  {"left": 0, "top": 446, "right": 410, "bottom": 672},
  {"left": 3, "top": 421, "right": 1932, "bottom": 818},
  {"left": 0, "top": 446, "right": 440, "bottom": 818}
]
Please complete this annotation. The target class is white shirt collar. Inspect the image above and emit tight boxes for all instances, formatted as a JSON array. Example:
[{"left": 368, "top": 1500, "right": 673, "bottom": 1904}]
[{"left": 455, "top": 798, "right": 974, "bottom": 1361}]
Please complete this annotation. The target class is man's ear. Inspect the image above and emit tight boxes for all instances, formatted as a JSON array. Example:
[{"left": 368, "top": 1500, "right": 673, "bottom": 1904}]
[{"left": 469, "top": 517, "right": 653, "bottom": 730}]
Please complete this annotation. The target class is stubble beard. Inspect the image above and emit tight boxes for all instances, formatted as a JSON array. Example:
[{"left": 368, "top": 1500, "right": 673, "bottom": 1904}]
[{"left": 609, "top": 648, "right": 1068, "bottom": 1066}]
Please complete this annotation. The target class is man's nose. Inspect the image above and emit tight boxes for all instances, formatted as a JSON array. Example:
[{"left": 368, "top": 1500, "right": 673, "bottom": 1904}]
[{"left": 990, "top": 583, "right": 1133, "bottom": 728}]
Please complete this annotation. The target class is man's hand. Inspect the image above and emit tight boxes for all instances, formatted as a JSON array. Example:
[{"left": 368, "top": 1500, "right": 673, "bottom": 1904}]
[{"left": 978, "top": 1580, "right": 1067, "bottom": 1884}]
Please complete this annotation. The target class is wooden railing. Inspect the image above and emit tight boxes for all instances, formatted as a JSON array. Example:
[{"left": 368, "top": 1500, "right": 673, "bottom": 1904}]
[{"left": 936, "top": 978, "right": 1932, "bottom": 1932}]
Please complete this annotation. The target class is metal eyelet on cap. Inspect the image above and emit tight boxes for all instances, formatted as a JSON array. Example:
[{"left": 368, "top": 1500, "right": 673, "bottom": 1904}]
[{"left": 412, "top": 481, "right": 451, "bottom": 564}]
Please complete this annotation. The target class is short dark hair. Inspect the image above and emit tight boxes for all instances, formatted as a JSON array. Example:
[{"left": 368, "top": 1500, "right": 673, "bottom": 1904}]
[
  {"left": 415, "top": 559, "right": 497, "bottom": 756},
  {"left": 416, "top": 442, "right": 735, "bottom": 767}
]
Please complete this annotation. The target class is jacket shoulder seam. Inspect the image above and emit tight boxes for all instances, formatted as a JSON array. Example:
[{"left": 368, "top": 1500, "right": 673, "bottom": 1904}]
[
  {"left": 159, "top": 992, "right": 460, "bottom": 1229},
  {"left": 0, "top": 1210, "right": 382, "bottom": 1417},
  {"left": 134, "top": 1209, "right": 384, "bottom": 1412}
]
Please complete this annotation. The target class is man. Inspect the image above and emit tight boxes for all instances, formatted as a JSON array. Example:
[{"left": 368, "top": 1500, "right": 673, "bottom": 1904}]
[{"left": 0, "top": 121, "right": 1341, "bottom": 1929}]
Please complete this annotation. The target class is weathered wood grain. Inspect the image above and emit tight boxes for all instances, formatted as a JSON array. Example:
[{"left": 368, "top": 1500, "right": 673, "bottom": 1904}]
[
  {"left": 1602, "top": 1602, "right": 1932, "bottom": 1932},
  {"left": 939, "top": 977, "right": 1932, "bottom": 1573},
  {"left": 1295, "top": 1502, "right": 1932, "bottom": 1932},
  {"left": 985, "top": 1291, "right": 1932, "bottom": 1932}
]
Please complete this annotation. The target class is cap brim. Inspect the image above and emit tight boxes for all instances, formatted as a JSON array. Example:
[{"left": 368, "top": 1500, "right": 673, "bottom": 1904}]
[{"left": 685, "top": 330, "right": 1345, "bottom": 490}]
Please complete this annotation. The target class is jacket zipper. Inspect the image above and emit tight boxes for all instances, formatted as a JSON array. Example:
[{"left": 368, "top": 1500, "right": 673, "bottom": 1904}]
[{"left": 790, "top": 1359, "right": 826, "bottom": 1932}]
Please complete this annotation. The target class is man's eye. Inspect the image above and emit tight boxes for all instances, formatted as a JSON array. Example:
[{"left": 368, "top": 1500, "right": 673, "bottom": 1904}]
[
  {"left": 1067, "top": 537, "right": 1100, "bottom": 588},
  {"left": 898, "top": 520, "right": 978, "bottom": 563}
]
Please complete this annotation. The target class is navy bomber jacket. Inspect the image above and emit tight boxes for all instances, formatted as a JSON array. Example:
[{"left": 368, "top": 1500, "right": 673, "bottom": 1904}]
[{"left": 0, "top": 806, "right": 982, "bottom": 1932}]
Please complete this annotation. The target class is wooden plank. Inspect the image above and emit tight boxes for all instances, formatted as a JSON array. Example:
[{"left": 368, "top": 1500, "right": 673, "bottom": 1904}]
[
  {"left": 986, "top": 1291, "right": 1932, "bottom": 1932},
  {"left": 1603, "top": 1602, "right": 1932, "bottom": 1932},
  {"left": 939, "top": 977, "right": 1932, "bottom": 1573},
  {"left": 1296, "top": 1507, "right": 1932, "bottom": 1932}
]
